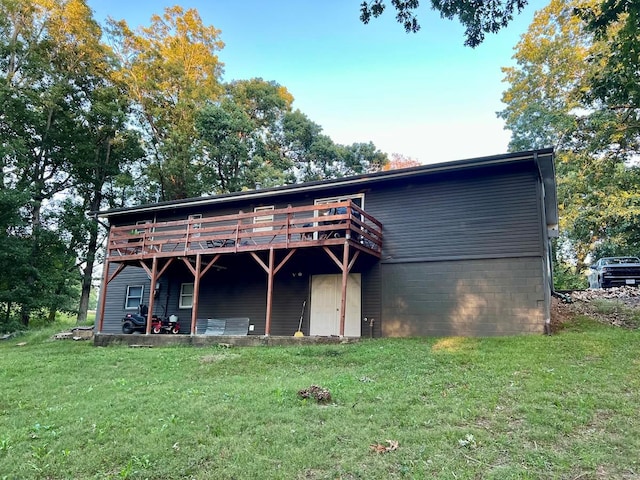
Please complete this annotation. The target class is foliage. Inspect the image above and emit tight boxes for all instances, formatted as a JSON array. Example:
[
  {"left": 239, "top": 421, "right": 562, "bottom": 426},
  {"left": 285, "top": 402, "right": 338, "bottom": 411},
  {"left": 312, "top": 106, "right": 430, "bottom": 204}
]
[
  {"left": 382, "top": 153, "right": 422, "bottom": 170},
  {"left": 360, "top": 0, "right": 528, "bottom": 47},
  {"left": 0, "top": 0, "right": 112, "bottom": 325},
  {"left": 553, "top": 262, "right": 588, "bottom": 290},
  {"left": 579, "top": 1, "right": 640, "bottom": 124},
  {"left": 106, "top": 6, "right": 225, "bottom": 201},
  {"left": 196, "top": 79, "right": 388, "bottom": 193},
  {"left": 0, "top": 2, "right": 389, "bottom": 323},
  {"left": 2, "top": 328, "right": 640, "bottom": 478},
  {"left": 498, "top": 0, "right": 640, "bottom": 274}
]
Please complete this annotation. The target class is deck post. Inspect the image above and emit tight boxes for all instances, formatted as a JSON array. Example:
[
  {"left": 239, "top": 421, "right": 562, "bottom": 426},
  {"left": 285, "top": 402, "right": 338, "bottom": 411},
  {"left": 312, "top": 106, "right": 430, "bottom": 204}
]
[
  {"left": 339, "top": 241, "right": 349, "bottom": 337},
  {"left": 190, "top": 253, "right": 202, "bottom": 335},
  {"left": 145, "top": 256, "right": 158, "bottom": 335},
  {"left": 97, "top": 259, "right": 110, "bottom": 334},
  {"left": 265, "top": 247, "right": 275, "bottom": 336}
]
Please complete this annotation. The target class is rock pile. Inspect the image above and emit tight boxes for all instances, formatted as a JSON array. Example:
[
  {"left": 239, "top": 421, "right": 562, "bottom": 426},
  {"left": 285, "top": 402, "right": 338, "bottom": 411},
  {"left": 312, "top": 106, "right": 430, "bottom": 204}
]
[
  {"left": 551, "top": 286, "right": 640, "bottom": 330},
  {"left": 569, "top": 286, "right": 640, "bottom": 303}
]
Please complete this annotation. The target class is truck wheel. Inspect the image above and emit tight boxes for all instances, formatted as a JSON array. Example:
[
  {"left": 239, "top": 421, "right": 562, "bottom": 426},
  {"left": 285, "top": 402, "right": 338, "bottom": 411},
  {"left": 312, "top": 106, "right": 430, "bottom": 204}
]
[
  {"left": 171, "top": 326, "right": 180, "bottom": 334},
  {"left": 122, "top": 321, "right": 134, "bottom": 334},
  {"left": 152, "top": 325, "right": 161, "bottom": 334}
]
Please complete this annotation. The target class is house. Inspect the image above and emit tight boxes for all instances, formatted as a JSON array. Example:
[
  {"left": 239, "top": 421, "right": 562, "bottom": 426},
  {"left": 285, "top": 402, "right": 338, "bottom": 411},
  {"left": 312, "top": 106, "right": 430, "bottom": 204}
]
[{"left": 96, "top": 148, "right": 557, "bottom": 338}]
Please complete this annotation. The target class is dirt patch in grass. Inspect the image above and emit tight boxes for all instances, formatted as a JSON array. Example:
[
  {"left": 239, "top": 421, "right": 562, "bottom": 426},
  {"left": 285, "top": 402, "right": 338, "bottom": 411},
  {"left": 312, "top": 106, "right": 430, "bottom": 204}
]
[
  {"left": 199, "top": 353, "right": 240, "bottom": 363},
  {"left": 551, "top": 286, "right": 640, "bottom": 331}
]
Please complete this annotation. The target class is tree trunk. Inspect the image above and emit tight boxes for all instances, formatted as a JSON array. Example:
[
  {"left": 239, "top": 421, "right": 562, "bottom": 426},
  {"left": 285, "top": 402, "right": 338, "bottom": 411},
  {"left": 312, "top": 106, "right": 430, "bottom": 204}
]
[
  {"left": 76, "top": 151, "right": 105, "bottom": 325},
  {"left": 22, "top": 197, "right": 44, "bottom": 327},
  {"left": 5, "top": 301, "right": 12, "bottom": 326},
  {"left": 20, "top": 305, "right": 29, "bottom": 327},
  {"left": 76, "top": 223, "right": 98, "bottom": 325}
]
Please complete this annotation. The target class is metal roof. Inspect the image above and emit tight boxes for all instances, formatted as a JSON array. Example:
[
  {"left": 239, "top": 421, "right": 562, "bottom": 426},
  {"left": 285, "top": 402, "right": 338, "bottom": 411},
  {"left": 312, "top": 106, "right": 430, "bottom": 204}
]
[{"left": 99, "top": 148, "right": 556, "bottom": 225}]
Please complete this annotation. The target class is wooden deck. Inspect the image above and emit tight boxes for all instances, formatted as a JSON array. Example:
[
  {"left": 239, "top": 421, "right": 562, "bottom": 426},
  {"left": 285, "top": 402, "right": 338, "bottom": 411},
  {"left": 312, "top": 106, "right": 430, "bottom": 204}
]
[
  {"left": 106, "top": 200, "right": 383, "bottom": 262},
  {"left": 98, "top": 201, "right": 383, "bottom": 337}
]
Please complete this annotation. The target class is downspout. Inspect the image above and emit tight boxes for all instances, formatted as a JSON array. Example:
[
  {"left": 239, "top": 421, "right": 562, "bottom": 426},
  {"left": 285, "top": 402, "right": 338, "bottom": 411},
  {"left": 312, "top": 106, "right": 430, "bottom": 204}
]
[{"left": 534, "top": 152, "right": 555, "bottom": 335}]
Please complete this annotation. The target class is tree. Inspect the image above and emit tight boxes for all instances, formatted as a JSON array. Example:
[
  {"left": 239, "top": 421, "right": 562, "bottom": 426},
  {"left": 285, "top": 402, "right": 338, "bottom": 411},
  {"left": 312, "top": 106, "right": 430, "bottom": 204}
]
[
  {"left": 196, "top": 79, "right": 388, "bottom": 192},
  {"left": 359, "top": 0, "right": 528, "bottom": 47},
  {"left": 382, "top": 153, "right": 422, "bottom": 170},
  {"left": 1, "top": 0, "right": 143, "bottom": 325},
  {"left": 579, "top": 1, "right": 640, "bottom": 142},
  {"left": 68, "top": 87, "right": 144, "bottom": 324},
  {"left": 498, "top": 0, "right": 640, "bottom": 278},
  {"left": 0, "top": 189, "right": 31, "bottom": 330},
  {"left": 106, "top": 6, "right": 225, "bottom": 201},
  {"left": 197, "top": 99, "right": 258, "bottom": 194},
  {"left": 225, "top": 79, "right": 296, "bottom": 189},
  {"left": 0, "top": 0, "right": 115, "bottom": 325}
]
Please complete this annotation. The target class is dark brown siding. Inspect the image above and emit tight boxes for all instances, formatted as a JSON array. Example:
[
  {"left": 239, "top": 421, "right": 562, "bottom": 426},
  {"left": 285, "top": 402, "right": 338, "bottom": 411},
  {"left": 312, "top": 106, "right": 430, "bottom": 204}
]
[
  {"left": 365, "top": 163, "right": 542, "bottom": 262},
  {"left": 363, "top": 163, "right": 546, "bottom": 336},
  {"left": 381, "top": 258, "right": 545, "bottom": 336}
]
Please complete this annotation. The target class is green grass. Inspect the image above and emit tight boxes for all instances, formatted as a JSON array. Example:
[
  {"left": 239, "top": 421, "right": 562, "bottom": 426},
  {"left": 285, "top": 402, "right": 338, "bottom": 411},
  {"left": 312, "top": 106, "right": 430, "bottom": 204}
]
[{"left": 1, "top": 318, "right": 640, "bottom": 479}]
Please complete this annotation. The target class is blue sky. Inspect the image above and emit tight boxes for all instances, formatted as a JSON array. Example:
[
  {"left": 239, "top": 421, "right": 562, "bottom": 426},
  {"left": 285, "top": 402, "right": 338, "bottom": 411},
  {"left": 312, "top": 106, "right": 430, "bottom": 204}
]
[{"left": 87, "top": 0, "right": 548, "bottom": 164}]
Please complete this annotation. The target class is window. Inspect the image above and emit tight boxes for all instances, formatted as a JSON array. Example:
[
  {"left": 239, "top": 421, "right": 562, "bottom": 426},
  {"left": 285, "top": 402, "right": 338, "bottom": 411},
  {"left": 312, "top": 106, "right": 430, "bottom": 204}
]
[
  {"left": 125, "top": 285, "right": 144, "bottom": 310},
  {"left": 179, "top": 283, "right": 194, "bottom": 309},
  {"left": 314, "top": 194, "right": 364, "bottom": 210},
  {"left": 313, "top": 194, "right": 365, "bottom": 239},
  {"left": 134, "top": 220, "right": 151, "bottom": 234},
  {"left": 188, "top": 214, "right": 202, "bottom": 237},
  {"left": 253, "top": 206, "right": 274, "bottom": 232}
]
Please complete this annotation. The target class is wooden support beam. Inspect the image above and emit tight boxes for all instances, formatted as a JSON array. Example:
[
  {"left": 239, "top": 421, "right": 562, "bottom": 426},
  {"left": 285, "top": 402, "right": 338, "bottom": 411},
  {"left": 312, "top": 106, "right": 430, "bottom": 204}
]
[
  {"left": 250, "top": 251, "right": 269, "bottom": 273},
  {"left": 157, "top": 258, "right": 174, "bottom": 279},
  {"left": 200, "top": 254, "right": 221, "bottom": 279},
  {"left": 322, "top": 243, "right": 359, "bottom": 337},
  {"left": 250, "top": 249, "right": 296, "bottom": 336},
  {"left": 181, "top": 257, "right": 197, "bottom": 277},
  {"left": 106, "top": 262, "right": 126, "bottom": 285},
  {"left": 145, "top": 257, "right": 158, "bottom": 335},
  {"left": 323, "top": 246, "right": 343, "bottom": 270},
  {"left": 339, "top": 242, "right": 349, "bottom": 337},
  {"left": 347, "top": 251, "right": 360, "bottom": 272},
  {"left": 274, "top": 249, "right": 297, "bottom": 275},
  {"left": 265, "top": 248, "right": 275, "bottom": 336},
  {"left": 97, "top": 259, "right": 111, "bottom": 334},
  {"left": 139, "top": 260, "right": 152, "bottom": 279},
  {"left": 190, "top": 254, "right": 202, "bottom": 335}
]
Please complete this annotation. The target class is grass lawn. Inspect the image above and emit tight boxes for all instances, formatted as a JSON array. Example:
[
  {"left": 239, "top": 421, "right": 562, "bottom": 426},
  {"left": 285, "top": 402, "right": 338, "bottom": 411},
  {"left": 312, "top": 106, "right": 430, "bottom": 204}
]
[{"left": 1, "top": 318, "right": 639, "bottom": 479}]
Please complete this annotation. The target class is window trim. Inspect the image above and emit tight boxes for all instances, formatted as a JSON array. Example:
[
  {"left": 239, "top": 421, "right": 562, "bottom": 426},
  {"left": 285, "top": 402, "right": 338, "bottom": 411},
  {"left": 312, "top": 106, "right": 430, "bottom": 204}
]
[
  {"left": 125, "top": 285, "right": 144, "bottom": 310},
  {"left": 253, "top": 205, "right": 275, "bottom": 232},
  {"left": 188, "top": 214, "right": 202, "bottom": 238},
  {"left": 179, "top": 283, "right": 194, "bottom": 309}
]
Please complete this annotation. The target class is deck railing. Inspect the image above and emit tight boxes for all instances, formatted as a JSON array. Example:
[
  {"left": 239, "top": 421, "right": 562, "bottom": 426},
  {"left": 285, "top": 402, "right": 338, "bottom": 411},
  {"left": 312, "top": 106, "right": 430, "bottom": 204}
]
[{"left": 106, "top": 200, "right": 383, "bottom": 260}]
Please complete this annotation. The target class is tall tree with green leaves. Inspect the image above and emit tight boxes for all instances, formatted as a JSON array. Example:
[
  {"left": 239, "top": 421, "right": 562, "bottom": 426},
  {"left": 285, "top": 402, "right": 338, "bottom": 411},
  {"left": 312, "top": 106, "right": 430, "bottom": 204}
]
[
  {"left": 68, "top": 86, "right": 144, "bottom": 325},
  {"left": 498, "top": 0, "right": 640, "bottom": 278},
  {"left": 0, "top": 0, "right": 115, "bottom": 325},
  {"left": 196, "top": 78, "right": 388, "bottom": 193},
  {"left": 579, "top": 1, "right": 640, "bottom": 146},
  {"left": 106, "top": 6, "right": 224, "bottom": 201}
]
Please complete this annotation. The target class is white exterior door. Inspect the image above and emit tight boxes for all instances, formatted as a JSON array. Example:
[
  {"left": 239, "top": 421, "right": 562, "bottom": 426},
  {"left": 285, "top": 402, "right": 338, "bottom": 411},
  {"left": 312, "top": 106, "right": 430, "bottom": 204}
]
[{"left": 310, "top": 274, "right": 361, "bottom": 337}]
